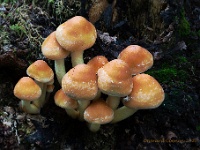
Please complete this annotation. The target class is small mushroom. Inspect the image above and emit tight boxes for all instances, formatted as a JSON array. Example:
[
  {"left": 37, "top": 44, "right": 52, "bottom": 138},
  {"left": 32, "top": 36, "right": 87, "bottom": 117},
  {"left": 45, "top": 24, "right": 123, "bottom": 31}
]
[
  {"left": 26, "top": 60, "right": 54, "bottom": 108},
  {"left": 62, "top": 64, "right": 98, "bottom": 120},
  {"left": 87, "top": 55, "right": 109, "bottom": 73},
  {"left": 54, "top": 89, "right": 79, "bottom": 119},
  {"left": 111, "top": 74, "right": 165, "bottom": 123},
  {"left": 41, "top": 31, "right": 70, "bottom": 84},
  {"left": 13, "top": 77, "right": 41, "bottom": 114},
  {"left": 55, "top": 16, "right": 97, "bottom": 67},
  {"left": 97, "top": 59, "right": 133, "bottom": 109},
  {"left": 87, "top": 55, "right": 109, "bottom": 99},
  {"left": 118, "top": 45, "right": 153, "bottom": 75},
  {"left": 84, "top": 99, "right": 114, "bottom": 132}
]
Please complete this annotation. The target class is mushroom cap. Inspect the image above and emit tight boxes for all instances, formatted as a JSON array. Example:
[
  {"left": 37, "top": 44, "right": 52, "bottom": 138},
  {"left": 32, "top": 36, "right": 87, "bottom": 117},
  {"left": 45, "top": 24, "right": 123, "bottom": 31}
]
[
  {"left": 87, "top": 55, "right": 108, "bottom": 73},
  {"left": 84, "top": 99, "right": 114, "bottom": 124},
  {"left": 26, "top": 60, "right": 54, "bottom": 83},
  {"left": 41, "top": 31, "right": 70, "bottom": 60},
  {"left": 55, "top": 16, "right": 97, "bottom": 52},
  {"left": 14, "top": 77, "right": 42, "bottom": 101},
  {"left": 118, "top": 45, "right": 153, "bottom": 75},
  {"left": 54, "top": 89, "right": 78, "bottom": 109},
  {"left": 97, "top": 59, "right": 133, "bottom": 97},
  {"left": 123, "top": 74, "right": 165, "bottom": 109},
  {"left": 62, "top": 64, "right": 98, "bottom": 100}
]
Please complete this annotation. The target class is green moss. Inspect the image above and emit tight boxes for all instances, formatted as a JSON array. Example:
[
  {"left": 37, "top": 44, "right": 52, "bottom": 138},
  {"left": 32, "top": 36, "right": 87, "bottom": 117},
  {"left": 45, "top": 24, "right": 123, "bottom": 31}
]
[
  {"left": 176, "top": 56, "right": 188, "bottom": 63},
  {"left": 146, "top": 59, "right": 189, "bottom": 84},
  {"left": 0, "top": 0, "right": 17, "bottom": 3},
  {"left": 196, "top": 125, "right": 200, "bottom": 131},
  {"left": 10, "top": 23, "right": 27, "bottom": 39},
  {"left": 197, "top": 30, "right": 200, "bottom": 37},
  {"left": 147, "top": 67, "right": 178, "bottom": 83},
  {"left": 177, "top": 8, "right": 191, "bottom": 37}
]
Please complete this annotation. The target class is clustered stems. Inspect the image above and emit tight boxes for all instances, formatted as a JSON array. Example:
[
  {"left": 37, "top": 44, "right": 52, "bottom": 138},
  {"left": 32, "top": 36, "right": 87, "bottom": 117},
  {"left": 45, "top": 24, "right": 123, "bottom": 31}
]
[
  {"left": 111, "top": 106, "right": 138, "bottom": 123},
  {"left": 32, "top": 81, "right": 47, "bottom": 108},
  {"left": 13, "top": 16, "right": 165, "bottom": 132},
  {"left": 20, "top": 100, "right": 40, "bottom": 114}
]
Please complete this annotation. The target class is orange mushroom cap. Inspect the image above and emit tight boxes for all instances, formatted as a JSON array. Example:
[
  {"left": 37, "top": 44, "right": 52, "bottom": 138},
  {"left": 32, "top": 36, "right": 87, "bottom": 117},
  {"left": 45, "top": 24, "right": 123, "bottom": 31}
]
[
  {"left": 55, "top": 16, "right": 97, "bottom": 52},
  {"left": 54, "top": 89, "right": 78, "bottom": 109},
  {"left": 62, "top": 64, "right": 98, "bottom": 100},
  {"left": 123, "top": 74, "right": 165, "bottom": 109},
  {"left": 41, "top": 31, "right": 70, "bottom": 60},
  {"left": 84, "top": 99, "right": 114, "bottom": 124},
  {"left": 118, "top": 45, "right": 153, "bottom": 75},
  {"left": 87, "top": 55, "right": 108, "bottom": 73},
  {"left": 97, "top": 59, "right": 133, "bottom": 97},
  {"left": 26, "top": 60, "right": 54, "bottom": 83},
  {"left": 14, "top": 77, "right": 42, "bottom": 101}
]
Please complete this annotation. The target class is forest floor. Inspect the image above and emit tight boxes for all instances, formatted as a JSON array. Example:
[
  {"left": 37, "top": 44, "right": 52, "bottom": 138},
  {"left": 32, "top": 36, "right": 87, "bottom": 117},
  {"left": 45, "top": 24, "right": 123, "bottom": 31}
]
[{"left": 0, "top": 1, "right": 200, "bottom": 150}]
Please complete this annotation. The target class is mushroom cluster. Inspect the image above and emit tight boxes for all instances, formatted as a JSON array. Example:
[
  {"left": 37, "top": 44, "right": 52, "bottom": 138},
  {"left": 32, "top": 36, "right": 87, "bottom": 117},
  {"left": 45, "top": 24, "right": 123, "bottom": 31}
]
[
  {"left": 13, "top": 16, "right": 165, "bottom": 132},
  {"left": 14, "top": 60, "right": 54, "bottom": 114}
]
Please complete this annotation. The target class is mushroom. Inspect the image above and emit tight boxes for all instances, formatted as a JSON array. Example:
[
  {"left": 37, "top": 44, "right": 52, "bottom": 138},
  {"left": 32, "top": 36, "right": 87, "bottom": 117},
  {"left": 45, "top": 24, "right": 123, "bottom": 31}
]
[
  {"left": 87, "top": 55, "right": 109, "bottom": 99},
  {"left": 84, "top": 99, "right": 114, "bottom": 132},
  {"left": 13, "top": 77, "right": 42, "bottom": 114},
  {"left": 55, "top": 16, "right": 97, "bottom": 67},
  {"left": 41, "top": 31, "right": 70, "bottom": 84},
  {"left": 26, "top": 60, "right": 54, "bottom": 108},
  {"left": 54, "top": 89, "right": 79, "bottom": 119},
  {"left": 97, "top": 59, "right": 133, "bottom": 109},
  {"left": 62, "top": 64, "right": 98, "bottom": 120},
  {"left": 111, "top": 73, "right": 165, "bottom": 123},
  {"left": 118, "top": 45, "right": 153, "bottom": 75},
  {"left": 87, "top": 55, "right": 109, "bottom": 73}
]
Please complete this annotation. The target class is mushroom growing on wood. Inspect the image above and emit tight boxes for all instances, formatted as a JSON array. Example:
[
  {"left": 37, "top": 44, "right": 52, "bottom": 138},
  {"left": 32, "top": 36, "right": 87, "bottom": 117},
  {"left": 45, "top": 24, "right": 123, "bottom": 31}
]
[
  {"left": 111, "top": 73, "right": 165, "bottom": 123},
  {"left": 13, "top": 77, "right": 41, "bottom": 114},
  {"left": 84, "top": 99, "right": 114, "bottom": 132},
  {"left": 62, "top": 64, "right": 98, "bottom": 120},
  {"left": 118, "top": 45, "right": 153, "bottom": 75},
  {"left": 55, "top": 16, "right": 97, "bottom": 67},
  {"left": 97, "top": 59, "right": 133, "bottom": 109},
  {"left": 41, "top": 31, "right": 70, "bottom": 84},
  {"left": 26, "top": 60, "right": 54, "bottom": 108}
]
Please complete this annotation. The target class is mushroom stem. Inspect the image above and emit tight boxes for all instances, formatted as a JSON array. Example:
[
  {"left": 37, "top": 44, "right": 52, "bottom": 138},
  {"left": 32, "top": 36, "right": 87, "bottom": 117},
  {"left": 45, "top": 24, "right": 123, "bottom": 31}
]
[
  {"left": 65, "top": 108, "right": 79, "bottom": 119},
  {"left": 71, "top": 51, "right": 84, "bottom": 67},
  {"left": 111, "top": 106, "right": 138, "bottom": 123},
  {"left": 87, "top": 123, "right": 101, "bottom": 132},
  {"left": 32, "top": 81, "right": 47, "bottom": 108},
  {"left": 78, "top": 100, "right": 90, "bottom": 121},
  {"left": 106, "top": 96, "right": 120, "bottom": 109},
  {"left": 54, "top": 59, "right": 66, "bottom": 85},
  {"left": 19, "top": 100, "right": 40, "bottom": 114}
]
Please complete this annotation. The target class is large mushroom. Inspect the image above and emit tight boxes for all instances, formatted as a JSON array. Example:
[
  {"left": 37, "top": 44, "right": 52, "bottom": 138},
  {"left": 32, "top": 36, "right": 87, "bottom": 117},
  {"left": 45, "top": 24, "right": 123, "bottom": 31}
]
[
  {"left": 55, "top": 16, "right": 97, "bottom": 67},
  {"left": 26, "top": 60, "right": 54, "bottom": 108},
  {"left": 97, "top": 59, "right": 133, "bottom": 109},
  {"left": 62, "top": 64, "right": 98, "bottom": 120},
  {"left": 118, "top": 45, "right": 153, "bottom": 75},
  {"left": 41, "top": 31, "right": 70, "bottom": 84},
  {"left": 111, "top": 73, "right": 165, "bottom": 123},
  {"left": 84, "top": 99, "right": 114, "bottom": 132},
  {"left": 13, "top": 77, "right": 42, "bottom": 114}
]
